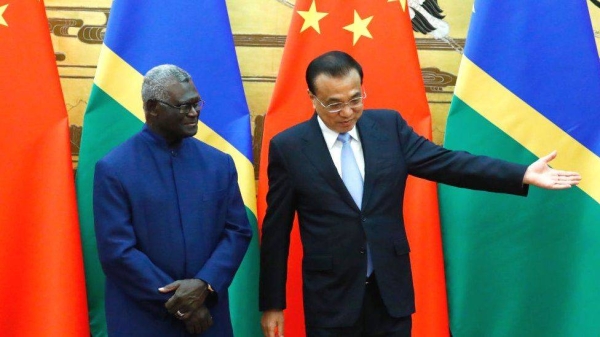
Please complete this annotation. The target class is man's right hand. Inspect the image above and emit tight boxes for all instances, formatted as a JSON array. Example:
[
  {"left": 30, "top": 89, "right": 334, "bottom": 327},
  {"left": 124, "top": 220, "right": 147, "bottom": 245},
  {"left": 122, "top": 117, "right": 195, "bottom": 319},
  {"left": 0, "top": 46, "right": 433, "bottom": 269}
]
[
  {"left": 261, "top": 310, "right": 284, "bottom": 337},
  {"left": 159, "top": 279, "right": 209, "bottom": 318},
  {"left": 183, "top": 305, "right": 213, "bottom": 335}
]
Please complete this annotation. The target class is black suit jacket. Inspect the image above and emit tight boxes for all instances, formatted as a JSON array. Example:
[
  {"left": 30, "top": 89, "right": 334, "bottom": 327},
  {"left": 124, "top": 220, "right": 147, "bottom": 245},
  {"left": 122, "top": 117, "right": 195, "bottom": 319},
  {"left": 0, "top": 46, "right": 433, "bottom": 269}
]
[{"left": 259, "top": 110, "right": 528, "bottom": 328}]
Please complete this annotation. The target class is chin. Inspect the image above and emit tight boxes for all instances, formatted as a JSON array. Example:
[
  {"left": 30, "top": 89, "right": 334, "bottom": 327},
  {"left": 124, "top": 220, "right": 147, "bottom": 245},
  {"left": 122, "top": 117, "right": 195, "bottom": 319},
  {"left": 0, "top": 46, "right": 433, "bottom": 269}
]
[
  {"left": 336, "top": 125, "right": 354, "bottom": 133},
  {"left": 183, "top": 127, "right": 198, "bottom": 137}
]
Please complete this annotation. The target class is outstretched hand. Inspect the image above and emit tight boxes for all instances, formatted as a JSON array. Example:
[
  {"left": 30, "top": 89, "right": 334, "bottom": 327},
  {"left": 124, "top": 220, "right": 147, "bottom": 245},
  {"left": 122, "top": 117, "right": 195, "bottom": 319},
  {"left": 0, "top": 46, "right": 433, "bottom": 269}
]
[{"left": 523, "top": 151, "right": 581, "bottom": 189}]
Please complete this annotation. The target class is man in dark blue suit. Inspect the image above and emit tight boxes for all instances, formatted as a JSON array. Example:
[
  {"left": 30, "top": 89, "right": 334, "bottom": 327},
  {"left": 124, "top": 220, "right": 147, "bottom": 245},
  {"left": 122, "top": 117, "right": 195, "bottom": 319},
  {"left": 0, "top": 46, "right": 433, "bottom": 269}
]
[
  {"left": 259, "top": 51, "right": 580, "bottom": 337},
  {"left": 94, "top": 64, "right": 252, "bottom": 336}
]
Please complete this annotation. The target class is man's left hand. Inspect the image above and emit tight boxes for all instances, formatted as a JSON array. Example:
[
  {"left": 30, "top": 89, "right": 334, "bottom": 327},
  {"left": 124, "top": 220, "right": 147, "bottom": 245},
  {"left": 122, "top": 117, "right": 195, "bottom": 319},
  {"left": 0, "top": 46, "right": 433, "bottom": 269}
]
[
  {"left": 183, "top": 305, "right": 213, "bottom": 334},
  {"left": 159, "top": 279, "right": 209, "bottom": 318},
  {"left": 523, "top": 151, "right": 581, "bottom": 189}
]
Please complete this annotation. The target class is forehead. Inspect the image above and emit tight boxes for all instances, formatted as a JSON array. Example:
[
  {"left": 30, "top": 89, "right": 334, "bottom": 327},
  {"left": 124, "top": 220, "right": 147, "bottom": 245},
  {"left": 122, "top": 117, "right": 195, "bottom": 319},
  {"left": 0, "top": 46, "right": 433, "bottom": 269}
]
[
  {"left": 313, "top": 69, "right": 361, "bottom": 98},
  {"left": 165, "top": 79, "right": 200, "bottom": 102}
]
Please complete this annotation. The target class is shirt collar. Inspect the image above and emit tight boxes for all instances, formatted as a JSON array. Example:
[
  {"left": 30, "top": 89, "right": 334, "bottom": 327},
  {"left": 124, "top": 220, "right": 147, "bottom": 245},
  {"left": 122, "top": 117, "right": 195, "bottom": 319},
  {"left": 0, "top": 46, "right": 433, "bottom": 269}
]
[
  {"left": 141, "top": 124, "right": 186, "bottom": 150},
  {"left": 317, "top": 115, "right": 360, "bottom": 150}
]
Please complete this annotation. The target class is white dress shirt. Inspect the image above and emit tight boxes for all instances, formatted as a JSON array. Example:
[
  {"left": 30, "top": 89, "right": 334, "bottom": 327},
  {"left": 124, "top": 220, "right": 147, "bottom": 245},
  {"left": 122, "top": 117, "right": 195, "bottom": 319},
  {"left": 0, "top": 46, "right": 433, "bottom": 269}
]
[{"left": 317, "top": 116, "right": 365, "bottom": 180}]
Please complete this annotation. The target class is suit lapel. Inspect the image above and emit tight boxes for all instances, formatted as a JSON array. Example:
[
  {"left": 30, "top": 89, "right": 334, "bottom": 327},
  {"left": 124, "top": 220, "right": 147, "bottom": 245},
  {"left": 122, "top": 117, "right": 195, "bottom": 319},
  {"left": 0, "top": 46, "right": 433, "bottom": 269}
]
[
  {"left": 357, "top": 112, "right": 387, "bottom": 209},
  {"left": 301, "top": 114, "right": 360, "bottom": 211}
]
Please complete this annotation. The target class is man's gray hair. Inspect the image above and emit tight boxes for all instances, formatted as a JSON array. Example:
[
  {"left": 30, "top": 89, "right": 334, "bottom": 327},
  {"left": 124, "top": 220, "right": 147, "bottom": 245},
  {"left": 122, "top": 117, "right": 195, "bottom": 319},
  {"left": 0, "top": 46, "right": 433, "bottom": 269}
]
[{"left": 141, "top": 64, "right": 192, "bottom": 104}]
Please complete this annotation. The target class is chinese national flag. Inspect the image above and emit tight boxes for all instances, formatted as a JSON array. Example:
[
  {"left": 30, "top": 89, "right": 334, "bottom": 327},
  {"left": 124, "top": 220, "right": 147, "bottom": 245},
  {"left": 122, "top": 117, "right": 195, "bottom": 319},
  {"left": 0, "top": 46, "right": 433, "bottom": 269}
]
[
  {"left": 257, "top": 0, "right": 449, "bottom": 336},
  {"left": 0, "top": 1, "right": 89, "bottom": 336}
]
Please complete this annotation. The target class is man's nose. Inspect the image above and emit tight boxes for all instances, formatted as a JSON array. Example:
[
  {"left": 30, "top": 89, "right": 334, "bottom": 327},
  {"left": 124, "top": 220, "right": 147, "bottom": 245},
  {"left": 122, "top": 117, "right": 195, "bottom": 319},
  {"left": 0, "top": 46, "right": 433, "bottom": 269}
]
[
  {"left": 187, "top": 106, "right": 199, "bottom": 117},
  {"left": 338, "top": 104, "right": 353, "bottom": 117}
]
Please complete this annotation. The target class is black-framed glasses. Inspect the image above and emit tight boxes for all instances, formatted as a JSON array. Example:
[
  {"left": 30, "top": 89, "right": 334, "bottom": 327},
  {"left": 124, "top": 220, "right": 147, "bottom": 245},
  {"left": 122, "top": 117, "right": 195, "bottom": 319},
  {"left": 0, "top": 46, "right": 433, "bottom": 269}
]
[
  {"left": 312, "top": 91, "right": 366, "bottom": 114},
  {"left": 156, "top": 99, "right": 205, "bottom": 114}
]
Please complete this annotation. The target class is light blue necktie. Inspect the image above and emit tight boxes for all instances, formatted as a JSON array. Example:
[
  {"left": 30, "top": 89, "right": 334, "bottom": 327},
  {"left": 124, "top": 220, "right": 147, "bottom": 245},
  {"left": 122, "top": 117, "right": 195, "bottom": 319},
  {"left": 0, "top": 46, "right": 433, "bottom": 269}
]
[{"left": 338, "top": 133, "right": 373, "bottom": 276}]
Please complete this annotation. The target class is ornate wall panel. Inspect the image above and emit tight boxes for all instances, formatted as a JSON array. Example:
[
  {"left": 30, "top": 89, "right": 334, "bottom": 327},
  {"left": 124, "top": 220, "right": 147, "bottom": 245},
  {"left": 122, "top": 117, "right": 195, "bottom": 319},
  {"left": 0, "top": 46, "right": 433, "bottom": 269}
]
[{"left": 45, "top": 0, "right": 599, "bottom": 167}]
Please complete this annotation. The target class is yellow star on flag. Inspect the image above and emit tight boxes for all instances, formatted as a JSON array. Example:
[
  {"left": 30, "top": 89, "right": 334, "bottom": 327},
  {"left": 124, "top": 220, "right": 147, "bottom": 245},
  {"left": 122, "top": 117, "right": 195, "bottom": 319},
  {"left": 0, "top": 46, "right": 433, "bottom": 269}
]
[
  {"left": 297, "top": 0, "right": 328, "bottom": 34},
  {"left": 388, "top": 0, "right": 407, "bottom": 11},
  {"left": 0, "top": 4, "right": 8, "bottom": 27},
  {"left": 343, "top": 10, "right": 374, "bottom": 45}
]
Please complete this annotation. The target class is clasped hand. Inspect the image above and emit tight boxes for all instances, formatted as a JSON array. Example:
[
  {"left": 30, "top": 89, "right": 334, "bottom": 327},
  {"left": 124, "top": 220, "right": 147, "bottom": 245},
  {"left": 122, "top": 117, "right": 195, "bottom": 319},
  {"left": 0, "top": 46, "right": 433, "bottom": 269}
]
[{"left": 159, "top": 279, "right": 213, "bottom": 334}]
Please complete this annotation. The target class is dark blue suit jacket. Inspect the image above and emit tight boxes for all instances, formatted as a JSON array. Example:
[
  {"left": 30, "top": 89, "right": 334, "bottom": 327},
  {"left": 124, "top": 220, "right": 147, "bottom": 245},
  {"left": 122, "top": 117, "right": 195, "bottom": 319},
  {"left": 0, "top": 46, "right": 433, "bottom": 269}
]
[
  {"left": 94, "top": 126, "right": 252, "bottom": 336},
  {"left": 259, "top": 110, "right": 528, "bottom": 328}
]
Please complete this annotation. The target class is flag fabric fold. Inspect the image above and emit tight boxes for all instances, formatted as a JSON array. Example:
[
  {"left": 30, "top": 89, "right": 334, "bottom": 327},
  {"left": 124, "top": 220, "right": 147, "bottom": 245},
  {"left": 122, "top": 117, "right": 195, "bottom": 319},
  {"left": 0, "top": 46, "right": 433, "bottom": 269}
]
[
  {"left": 440, "top": 1, "right": 600, "bottom": 336},
  {"left": 75, "top": 1, "right": 261, "bottom": 336},
  {"left": 0, "top": 1, "right": 89, "bottom": 336},
  {"left": 257, "top": 1, "right": 449, "bottom": 335}
]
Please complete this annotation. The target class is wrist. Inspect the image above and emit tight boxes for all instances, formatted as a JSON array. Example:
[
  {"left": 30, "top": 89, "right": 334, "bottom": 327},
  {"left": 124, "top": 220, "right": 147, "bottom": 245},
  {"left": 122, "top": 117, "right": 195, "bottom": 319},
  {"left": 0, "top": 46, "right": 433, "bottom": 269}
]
[{"left": 196, "top": 278, "right": 214, "bottom": 293}]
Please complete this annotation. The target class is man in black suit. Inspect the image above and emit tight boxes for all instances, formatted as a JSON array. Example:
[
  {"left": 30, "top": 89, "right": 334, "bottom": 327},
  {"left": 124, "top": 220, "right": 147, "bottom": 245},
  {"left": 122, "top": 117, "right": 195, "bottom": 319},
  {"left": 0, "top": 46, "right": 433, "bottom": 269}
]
[{"left": 259, "top": 51, "right": 580, "bottom": 337}]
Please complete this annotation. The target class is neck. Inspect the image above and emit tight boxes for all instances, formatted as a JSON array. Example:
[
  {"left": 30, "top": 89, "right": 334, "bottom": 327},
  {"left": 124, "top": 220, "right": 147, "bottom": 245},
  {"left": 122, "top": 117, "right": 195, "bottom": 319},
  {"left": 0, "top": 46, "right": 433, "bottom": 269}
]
[
  {"left": 165, "top": 138, "right": 183, "bottom": 148},
  {"left": 146, "top": 124, "right": 183, "bottom": 147}
]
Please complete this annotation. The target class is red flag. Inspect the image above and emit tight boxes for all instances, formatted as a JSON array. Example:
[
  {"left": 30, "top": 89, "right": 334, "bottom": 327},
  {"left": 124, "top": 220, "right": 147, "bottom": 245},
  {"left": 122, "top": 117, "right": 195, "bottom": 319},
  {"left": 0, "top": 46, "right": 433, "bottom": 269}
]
[
  {"left": 257, "top": 1, "right": 449, "bottom": 336},
  {"left": 0, "top": 1, "right": 89, "bottom": 335}
]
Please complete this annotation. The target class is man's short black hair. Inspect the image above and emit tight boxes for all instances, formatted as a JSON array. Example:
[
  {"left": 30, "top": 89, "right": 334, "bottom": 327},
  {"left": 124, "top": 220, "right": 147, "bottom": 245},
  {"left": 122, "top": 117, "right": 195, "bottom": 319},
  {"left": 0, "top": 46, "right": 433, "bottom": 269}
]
[{"left": 305, "top": 51, "right": 364, "bottom": 95}]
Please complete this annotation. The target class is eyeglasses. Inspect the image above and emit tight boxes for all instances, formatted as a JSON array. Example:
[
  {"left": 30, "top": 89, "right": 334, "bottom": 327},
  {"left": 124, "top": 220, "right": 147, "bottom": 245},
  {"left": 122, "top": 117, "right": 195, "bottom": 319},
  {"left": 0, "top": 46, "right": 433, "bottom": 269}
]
[
  {"left": 156, "top": 99, "right": 205, "bottom": 114},
  {"left": 312, "top": 91, "right": 366, "bottom": 113}
]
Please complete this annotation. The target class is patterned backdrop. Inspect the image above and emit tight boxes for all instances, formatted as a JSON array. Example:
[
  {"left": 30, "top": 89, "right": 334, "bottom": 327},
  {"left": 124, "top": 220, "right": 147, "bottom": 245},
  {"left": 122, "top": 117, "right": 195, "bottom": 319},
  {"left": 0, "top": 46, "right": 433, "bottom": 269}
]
[{"left": 45, "top": 0, "right": 600, "bottom": 169}]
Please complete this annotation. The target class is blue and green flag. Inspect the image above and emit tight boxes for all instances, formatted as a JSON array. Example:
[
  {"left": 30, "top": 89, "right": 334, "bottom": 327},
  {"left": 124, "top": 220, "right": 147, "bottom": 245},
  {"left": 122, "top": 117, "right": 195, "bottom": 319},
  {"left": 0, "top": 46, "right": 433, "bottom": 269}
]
[
  {"left": 440, "top": 1, "right": 600, "bottom": 336},
  {"left": 75, "top": 1, "right": 260, "bottom": 336}
]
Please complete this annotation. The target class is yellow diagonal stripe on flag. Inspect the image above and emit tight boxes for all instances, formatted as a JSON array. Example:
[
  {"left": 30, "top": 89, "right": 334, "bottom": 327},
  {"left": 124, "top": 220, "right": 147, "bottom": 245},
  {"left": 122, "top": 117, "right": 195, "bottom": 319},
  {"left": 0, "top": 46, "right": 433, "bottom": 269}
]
[
  {"left": 94, "top": 45, "right": 257, "bottom": 213},
  {"left": 455, "top": 56, "right": 600, "bottom": 204}
]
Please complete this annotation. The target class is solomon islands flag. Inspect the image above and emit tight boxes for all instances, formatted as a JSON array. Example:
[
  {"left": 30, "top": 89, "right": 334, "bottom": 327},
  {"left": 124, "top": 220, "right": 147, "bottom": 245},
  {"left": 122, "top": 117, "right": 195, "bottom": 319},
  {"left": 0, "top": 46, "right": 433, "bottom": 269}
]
[
  {"left": 75, "top": 1, "right": 261, "bottom": 336},
  {"left": 440, "top": 1, "right": 600, "bottom": 336}
]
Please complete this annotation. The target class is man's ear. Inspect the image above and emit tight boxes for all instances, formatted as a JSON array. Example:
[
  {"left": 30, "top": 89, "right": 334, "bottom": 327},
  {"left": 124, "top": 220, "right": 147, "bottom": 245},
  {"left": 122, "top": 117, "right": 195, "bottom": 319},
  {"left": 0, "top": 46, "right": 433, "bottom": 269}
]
[
  {"left": 144, "top": 101, "right": 159, "bottom": 125},
  {"left": 307, "top": 89, "right": 317, "bottom": 109},
  {"left": 145, "top": 100, "right": 159, "bottom": 116}
]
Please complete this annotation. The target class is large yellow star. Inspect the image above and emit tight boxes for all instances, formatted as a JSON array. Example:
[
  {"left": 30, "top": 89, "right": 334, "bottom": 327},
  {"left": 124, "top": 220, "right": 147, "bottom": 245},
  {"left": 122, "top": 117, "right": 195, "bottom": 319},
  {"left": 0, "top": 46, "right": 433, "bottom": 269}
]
[
  {"left": 297, "top": 0, "right": 328, "bottom": 34},
  {"left": 0, "top": 4, "right": 8, "bottom": 27},
  {"left": 343, "top": 10, "right": 374, "bottom": 46},
  {"left": 388, "top": 0, "right": 407, "bottom": 11}
]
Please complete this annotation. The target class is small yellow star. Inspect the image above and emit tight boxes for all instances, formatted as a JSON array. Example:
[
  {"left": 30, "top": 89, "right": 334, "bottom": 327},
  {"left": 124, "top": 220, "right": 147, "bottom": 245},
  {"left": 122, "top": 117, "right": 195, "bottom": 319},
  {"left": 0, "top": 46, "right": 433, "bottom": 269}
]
[
  {"left": 297, "top": 0, "right": 328, "bottom": 34},
  {"left": 343, "top": 10, "right": 374, "bottom": 46},
  {"left": 0, "top": 4, "right": 8, "bottom": 27},
  {"left": 388, "top": 0, "right": 407, "bottom": 11}
]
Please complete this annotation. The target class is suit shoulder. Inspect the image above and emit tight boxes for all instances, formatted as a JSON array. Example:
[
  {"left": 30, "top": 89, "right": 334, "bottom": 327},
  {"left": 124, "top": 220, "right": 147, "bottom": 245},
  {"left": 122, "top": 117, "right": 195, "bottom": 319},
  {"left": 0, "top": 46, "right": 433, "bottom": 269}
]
[
  {"left": 362, "top": 109, "right": 403, "bottom": 121},
  {"left": 96, "top": 132, "right": 142, "bottom": 167},
  {"left": 188, "top": 137, "right": 230, "bottom": 158},
  {"left": 188, "top": 139, "right": 235, "bottom": 170},
  {"left": 271, "top": 118, "right": 312, "bottom": 144},
  {"left": 362, "top": 109, "right": 410, "bottom": 127}
]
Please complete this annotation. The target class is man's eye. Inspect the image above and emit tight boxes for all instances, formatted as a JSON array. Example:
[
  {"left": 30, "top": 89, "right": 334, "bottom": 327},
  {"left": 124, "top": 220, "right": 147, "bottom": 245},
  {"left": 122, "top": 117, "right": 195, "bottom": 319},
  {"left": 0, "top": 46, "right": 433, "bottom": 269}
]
[{"left": 328, "top": 103, "right": 343, "bottom": 109}]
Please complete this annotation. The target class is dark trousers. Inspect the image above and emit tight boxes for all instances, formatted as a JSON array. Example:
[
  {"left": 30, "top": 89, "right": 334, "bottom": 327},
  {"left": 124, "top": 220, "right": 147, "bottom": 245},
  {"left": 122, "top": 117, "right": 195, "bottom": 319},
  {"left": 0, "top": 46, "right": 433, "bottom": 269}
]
[{"left": 306, "top": 274, "right": 412, "bottom": 337}]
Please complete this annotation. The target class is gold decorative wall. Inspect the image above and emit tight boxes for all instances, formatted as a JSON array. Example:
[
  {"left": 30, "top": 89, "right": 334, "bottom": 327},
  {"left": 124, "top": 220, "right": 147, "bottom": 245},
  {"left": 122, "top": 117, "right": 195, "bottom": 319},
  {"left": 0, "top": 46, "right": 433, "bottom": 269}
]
[{"left": 46, "top": 0, "right": 600, "bottom": 168}]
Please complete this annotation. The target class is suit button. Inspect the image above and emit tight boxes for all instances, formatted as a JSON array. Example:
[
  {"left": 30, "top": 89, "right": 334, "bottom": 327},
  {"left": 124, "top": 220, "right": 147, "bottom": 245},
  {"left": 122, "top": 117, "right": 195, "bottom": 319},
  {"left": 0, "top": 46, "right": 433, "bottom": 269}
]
[
  {"left": 362, "top": 217, "right": 366, "bottom": 222},
  {"left": 359, "top": 248, "right": 365, "bottom": 254}
]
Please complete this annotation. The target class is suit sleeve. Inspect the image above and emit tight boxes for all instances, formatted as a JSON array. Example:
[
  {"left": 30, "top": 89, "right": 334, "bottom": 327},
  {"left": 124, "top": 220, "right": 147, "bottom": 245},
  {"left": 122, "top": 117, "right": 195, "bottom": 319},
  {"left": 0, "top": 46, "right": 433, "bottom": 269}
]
[
  {"left": 93, "top": 160, "right": 174, "bottom": 305},
  {"left": 259, "top": 138, "right": 297, "bottom": 311},
  {"left": 393, "top": 112, "right": 529, "bottom": 195},
  {"left": 194, "top": 155, "right": 253, "bottom": 295}
]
